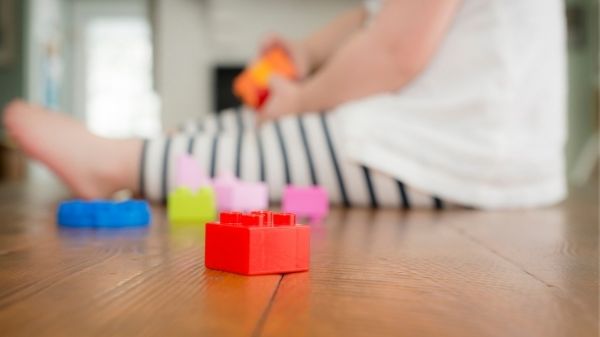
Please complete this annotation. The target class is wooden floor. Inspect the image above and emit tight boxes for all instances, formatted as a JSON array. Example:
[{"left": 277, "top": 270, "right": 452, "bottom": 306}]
[{"left": 0, "top": 178, "right": 597, "bottom": 337}]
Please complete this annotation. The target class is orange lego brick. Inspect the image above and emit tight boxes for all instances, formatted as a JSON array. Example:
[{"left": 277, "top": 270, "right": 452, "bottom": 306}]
[{"left": 233, "top": 46, "right": 297, "bottom": 110}]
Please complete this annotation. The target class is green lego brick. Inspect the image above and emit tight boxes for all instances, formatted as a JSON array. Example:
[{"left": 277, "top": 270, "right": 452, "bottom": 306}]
[{"left": 167, "top": 187, "right": 217, "bottom": 224}]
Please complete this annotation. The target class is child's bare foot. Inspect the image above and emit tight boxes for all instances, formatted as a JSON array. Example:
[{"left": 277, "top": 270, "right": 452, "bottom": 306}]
[{"left": 3, "top": 100, "right": 142, "bottom": 199}]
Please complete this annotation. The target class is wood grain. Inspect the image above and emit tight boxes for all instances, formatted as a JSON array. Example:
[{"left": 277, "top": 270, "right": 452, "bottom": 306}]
[
  {"left": 448, "top": 199, "right": 598, "bottom": 321},
  {"left": 259, "top": 209, "right": 598, "bottom": 337},
  {"left": 0, "top": 178, "right": 596, "bottom": 337},
  {"left": 0, "top": 180, "right": 280, "bottom": 337}
]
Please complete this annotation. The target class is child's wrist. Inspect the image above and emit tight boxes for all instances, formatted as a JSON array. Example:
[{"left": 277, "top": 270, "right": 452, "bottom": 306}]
[
  {"left": 295, "top": 40, "right": 313, "bottom": 78},
  {"left": 296, "top": 82, "right": 313, "bottom": 114}
]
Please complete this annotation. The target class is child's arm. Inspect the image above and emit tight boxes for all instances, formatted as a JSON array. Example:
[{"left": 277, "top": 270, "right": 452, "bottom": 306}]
[
  {"left": 261, "top": 0, "right": 461, "bottom": 119},
  {"left": 300, "top": 6, "right": 368, "bottom": 74},
  {"left": 260, "top": 6, "right": 366, "bottom": 79}
]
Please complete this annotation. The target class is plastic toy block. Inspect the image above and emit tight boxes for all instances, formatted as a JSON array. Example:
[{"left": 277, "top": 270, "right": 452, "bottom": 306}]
[
  {"left": 264, "top": 48, "right": 296, "bottom": 78},
  {"left": 233, "top": 46, "right": 297, "bottom": 109},
  {"left": 249, "top": 62, "right": 271, "bottom": 86},
  {"left": 57, "top": 200, "right": 151, "bottom": 228},
  {"left": 213, "top": 172, "right": 269, "bottom": 211},
  {"left": 282, "top": 186, "right": 329, "bottom": 222},
  {"left": 175, "top": 154, "right": 210, "bottom": 191},
  {"left": 168, "top": 187, "right": 217, "bottom": 223},
  {"left": 205, "top": 211, "right": 310, "bottom": 275}
]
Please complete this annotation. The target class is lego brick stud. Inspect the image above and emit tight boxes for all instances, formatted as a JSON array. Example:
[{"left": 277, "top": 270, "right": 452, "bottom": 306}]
[
  {"left": 251, "top": 210, "right": 273, "bottom": 225},
  {"left": 219, "top": 211, "right": 242, "bottom": 224},
  {"left": 240, "top": 213, "right": 264, "bottom": 226},
  {"left": 273, "top": 212, "right": 296, "bottom": 226}
]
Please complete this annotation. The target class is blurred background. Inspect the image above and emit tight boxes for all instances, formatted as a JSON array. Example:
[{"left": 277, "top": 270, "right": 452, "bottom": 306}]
[{"left": 0, "top": 0, "right": 597, "bottom": 186}]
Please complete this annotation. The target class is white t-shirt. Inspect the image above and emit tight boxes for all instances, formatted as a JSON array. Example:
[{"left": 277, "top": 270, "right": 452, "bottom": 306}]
[{"left": 338, "top": 0, "right": 567, "bottom": 209}]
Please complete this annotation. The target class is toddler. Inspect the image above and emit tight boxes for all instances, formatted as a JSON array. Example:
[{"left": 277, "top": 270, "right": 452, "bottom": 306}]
[{"left": 3, "top": 0, "right": 567, "bottom": 209}]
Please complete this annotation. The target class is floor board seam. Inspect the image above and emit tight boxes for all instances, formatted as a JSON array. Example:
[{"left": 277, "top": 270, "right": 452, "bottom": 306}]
[
  {"left": 251, "top": 274, "right": 284, "bottom": 337},
  {"left": 448, "top": 224, "right": 597, "bottom": 324},
  {"left": 451, "top": 225, "right": 557, "bottom": 288}
]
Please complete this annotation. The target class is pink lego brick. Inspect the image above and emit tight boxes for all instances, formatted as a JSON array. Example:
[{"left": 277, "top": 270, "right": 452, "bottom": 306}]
[
  {"left": 175, "top": 154, "right": 210, "bottom": 191},
  {"left": 213, "top": 172, "right": 269, "bottom": 211},
  {"left": 282, "top": 185, "right": 329, "bottom": 221}
]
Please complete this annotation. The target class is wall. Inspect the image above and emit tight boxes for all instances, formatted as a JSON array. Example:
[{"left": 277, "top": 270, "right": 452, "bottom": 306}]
[
  {"left": 154, "top": 0, "right": 360, "bottom": 128},
  {"left": 26, "top": 0, "right": 66, "bottom": 111},
  {"left": 154, "top": 0, "right": 207, "bottom": 129},
  {"left": 566, "top": 0, "right": 599, "bottom": 175},
  {"left": 0, "top": 0, "right": 26, "bottom": 116}
]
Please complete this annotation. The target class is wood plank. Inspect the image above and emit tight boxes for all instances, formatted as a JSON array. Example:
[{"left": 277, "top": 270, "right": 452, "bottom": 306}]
[
  {"left": 0, "top": 179, "right": 596, "bottom": 337},
  {"left": 0, "top": 183, "right": 280, "bottom": 337},
  {"left": 0, "top": 242, "right": 280, "bottom": 337},
  {"left": 0, "top": 179, "right": 70, "bottom": 253},
  {"left": 260, "top": 208, "right": 597, "bottom": 337},
  {"left": 446, "top": 191, "right": 599, "bottom": 321}
]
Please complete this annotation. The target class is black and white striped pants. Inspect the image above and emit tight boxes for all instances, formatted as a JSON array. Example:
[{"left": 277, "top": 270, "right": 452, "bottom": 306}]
[{"left": 139, "top": 108, "right": 447, "bottom": 209}]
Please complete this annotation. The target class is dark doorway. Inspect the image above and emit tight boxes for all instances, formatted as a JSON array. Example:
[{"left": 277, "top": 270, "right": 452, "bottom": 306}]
[{"left": 213, "top": 65, "right": 244, "bottom": 112}]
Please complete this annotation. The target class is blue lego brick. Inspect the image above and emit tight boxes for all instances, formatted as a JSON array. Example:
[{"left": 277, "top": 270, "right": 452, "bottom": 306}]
[{"left": 57, "top": 199, "right": 151, "bottom": 228}]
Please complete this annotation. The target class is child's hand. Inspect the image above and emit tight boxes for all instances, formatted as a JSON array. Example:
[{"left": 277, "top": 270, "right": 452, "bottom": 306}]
[
  {"left": 259, "top": 34, "right": 310, "bottom": 79},
  {"left": 258, "top": 75, "right": 302, "bottom": 123}
]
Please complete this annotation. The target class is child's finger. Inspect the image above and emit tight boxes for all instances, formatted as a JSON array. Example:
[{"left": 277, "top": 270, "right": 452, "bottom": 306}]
[
  {"left": 255, "top": 110, "right": 273, "bottom": 126},
  {"left": 258, "top": 95, "right": 279, "bottom": 123},
  {"left": 268, "top": 74, "right": 285, "bottom": 90}
]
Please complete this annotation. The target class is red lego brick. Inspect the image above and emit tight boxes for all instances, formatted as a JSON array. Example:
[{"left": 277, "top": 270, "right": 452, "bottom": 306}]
[{"left": 205, "top": 211, "right": 310, "bottom": 275}]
